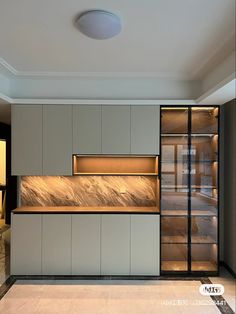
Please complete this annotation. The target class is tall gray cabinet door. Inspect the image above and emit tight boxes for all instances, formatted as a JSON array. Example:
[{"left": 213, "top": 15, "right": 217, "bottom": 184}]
[
  {"left": 73, "top": 105, "right": 102, "bottom": 154},
  {"left": 102, "top": 106, "right": 130, "bottom": 154},
  {"left": 42, "top": 214, "right": 71, "bottom": 275},
  {"left": 101, "top": 215, "right": 130, "bottom": 275},
  {"left": 131, "top": 215, "right": 160, "bottom": 275},
  {"left": 43, "top": 105, "right": 72, "bottom": 175},
  {"left": 11, "top": 105, "right": 43, "bottom": 175},
  {"left": 131, "top": 106, "right": 160, "bottom": 154},
  {"left": 11, "top": 214, "right": 42, "bottom": 275},
  {"left": 72, "top": 215, "right": 101, "bottom": 275}
]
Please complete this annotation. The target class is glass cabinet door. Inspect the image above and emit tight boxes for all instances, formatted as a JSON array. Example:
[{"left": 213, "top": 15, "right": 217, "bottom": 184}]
[
  {"left": 190, "top": 107, "right": 218, "bottom": 272},
  {"left": 161, "top": 106, "right": 219, "bottom": 274},
  {"left": 161, "top": 135, "right": 189, "bottom": 216},
  {"left": 161, "top": 108, "right": 189, "bottom": 272}
]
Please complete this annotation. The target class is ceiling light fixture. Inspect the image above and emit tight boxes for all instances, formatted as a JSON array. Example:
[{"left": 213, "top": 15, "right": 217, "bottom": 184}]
[{"left": 75, "top": 10, "right": 122, "bottom": 40}]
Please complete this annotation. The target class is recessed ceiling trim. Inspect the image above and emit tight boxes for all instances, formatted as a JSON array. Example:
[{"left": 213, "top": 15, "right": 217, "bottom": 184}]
[{"left": 0, "top": 58, "right": 192, "bottom": 79}]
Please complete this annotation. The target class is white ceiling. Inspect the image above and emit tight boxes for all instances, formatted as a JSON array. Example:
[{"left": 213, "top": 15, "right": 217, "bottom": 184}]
[{"left": 0, "top": 0, "right": 235, "bottom": 79}]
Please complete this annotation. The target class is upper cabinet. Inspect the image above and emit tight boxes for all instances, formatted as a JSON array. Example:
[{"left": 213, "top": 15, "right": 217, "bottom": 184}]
[
  {"left": 43, "top": 105, "right": 72, "bottom": 175},
  {"left": 131, "top": 106, "right": 160, "bottom": 154},
  {"left": 12, "top": 104, "right": 160, "bottom": 175},
  {"left": 12, "top": 105, "right": 43, "bottom": 175},
  {"left": 73, "top": 105, "right": 102, "bottom": 154},
  {"left": 102, "top": 106, "right": 131, "bottom": 154}
]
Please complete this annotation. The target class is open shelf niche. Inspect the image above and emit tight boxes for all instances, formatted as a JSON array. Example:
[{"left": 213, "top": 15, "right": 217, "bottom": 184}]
[{"left": 72, "top": 155, "right": 160, "bottom": 213}]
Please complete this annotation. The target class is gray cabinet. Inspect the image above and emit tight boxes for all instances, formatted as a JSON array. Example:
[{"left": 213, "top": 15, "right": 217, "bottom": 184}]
[
  {"left": 72, "top": 215, "right": 101, "bottom": 275},
  {"left": 102, "top": 106, "right": 130, "bottom": 154},
  {"left": 131, "top": 215, "right": 160, "bottom": 275},
  {"left": 11, "top": 213, "right": 160, "bottom": 276},
  {"left": 131, "top": 105, "right": 160, "bottom": 154},
  {"left": 73, "top": 105, "right": 102, "bottom": 154},
  {"left": 101, "top": 215, "right": 130, "bottom": 275},
  {"left": 11, "top": 105, "right": 43, "bottom": 175},
  {"left": 11, "top": 214, "right": 42, "bottom": 275},
  {"left": 42, "top": 214, "right": 71, "bottom": 275},
  {"left": 43, "top": 105, "right": 72, "bottom": 175}
]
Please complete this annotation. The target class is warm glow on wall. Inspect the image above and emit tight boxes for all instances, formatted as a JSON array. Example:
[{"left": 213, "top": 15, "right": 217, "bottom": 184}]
[
  {"left": 0, "top": 140, "right": 6, "bottom": 186},
  {"left": 73, "top": 155, "right": 159, "bottom": 175}
]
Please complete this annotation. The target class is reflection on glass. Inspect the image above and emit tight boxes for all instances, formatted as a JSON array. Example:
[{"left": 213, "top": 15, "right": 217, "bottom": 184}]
[
  {"left": 162, "top": 108, "right": 188, "bottom": 133},
  {"left": 191, "top": 162, "right": 217, "bottom": 189},
  {"left": 162, "top": 136, "right": 188, "bottom": 188},
  {"left": 161, "top": 189, "right": 188, "bottom": 215},
  {"left": 192, "top": 107, "right": 218, "bottom": 133},
  {"left": 191, "top": 135, "right": 218, "bottom": 162},
  {"left": 162, "top": 217, "right": 188, "bottom": 243},
  {"left": 191, "top": 244, "right": 217, "bottom": 271},
  {"left": 191, "top": 188, "right": 217, "bottom": 215},
  {"left": 162, "top": 244, "right": 188, "bottom": 271},
  {"left": 191, "top": 217, "right": 217, "bottom": 243}
]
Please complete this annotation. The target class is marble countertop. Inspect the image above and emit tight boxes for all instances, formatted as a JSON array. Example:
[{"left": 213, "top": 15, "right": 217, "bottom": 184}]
[{"left": 13, "top": 206, "right": 160, "bottom": 214}]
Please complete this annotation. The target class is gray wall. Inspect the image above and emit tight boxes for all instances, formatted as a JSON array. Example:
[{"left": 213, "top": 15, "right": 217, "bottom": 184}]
[{"left": 223, "top": 99, "right": 236, "bottom": 273}]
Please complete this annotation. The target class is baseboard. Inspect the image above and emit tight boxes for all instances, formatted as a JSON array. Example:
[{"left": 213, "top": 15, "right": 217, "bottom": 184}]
[{"left": 220, "top": 261, "right": 236, "bottom": 278}]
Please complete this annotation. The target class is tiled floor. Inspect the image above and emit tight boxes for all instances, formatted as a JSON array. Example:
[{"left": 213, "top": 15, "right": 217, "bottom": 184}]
[
  {"left": 0, "top": 279, "right": 224, "bottom": 314},
  {"left": 210, "top": 269, "right": 236, "bottom": 312},
  {"left": 0, "top": 228, "right": 235, "bottom": 314}
]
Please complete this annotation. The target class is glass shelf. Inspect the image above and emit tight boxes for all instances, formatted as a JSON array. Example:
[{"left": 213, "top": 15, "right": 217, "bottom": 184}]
[
  {"left": 161, "top": 108, "right": 188, "bottom": 134},
  {"left": 161, "top": 217, "right": 187, "bottom": 243},
  {"left": 191, "top": 107, "right": 218, "bottom": 134},
  {"left": 191, "top": 244, "right": 217, "bottom": 271},
  {"left": 162, "top": 244, "right": 188, "bottom": 271}
]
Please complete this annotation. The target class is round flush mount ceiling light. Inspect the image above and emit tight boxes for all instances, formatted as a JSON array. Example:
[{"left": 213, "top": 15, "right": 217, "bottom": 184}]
[{"left": 75, "top": 10, "right": 122, "bottom": 40}]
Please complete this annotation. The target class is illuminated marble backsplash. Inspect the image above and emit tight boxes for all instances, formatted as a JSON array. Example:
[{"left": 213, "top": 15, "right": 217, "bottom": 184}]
[{"left": 21, "top": 176, "right": 157, "bottom": 207}]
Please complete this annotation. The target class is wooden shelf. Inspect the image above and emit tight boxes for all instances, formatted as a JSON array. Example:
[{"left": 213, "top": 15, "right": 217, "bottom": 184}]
[
  {"left": 161, "top": 261, "right": 187, "bottom": 271},
  {"left": 73, "top": 172, "right": 158, "bottom": 176},
  {"left": 191, "top": 261, "right": 217, "bottom": 271},
  {"left": 73, "top": 155, "right": 159, "bottom": 176}
]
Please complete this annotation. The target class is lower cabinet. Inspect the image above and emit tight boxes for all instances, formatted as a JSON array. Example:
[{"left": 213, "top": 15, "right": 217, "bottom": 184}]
[
  {"left": 72, "top": 215, "right": 101, "bottom": 275},
  {"left": 131, "top": 215, "right": 160, "bottom": 275},
  {"left": 101, "top": 215, "right": 130, "bottom": 275},
  {"left": 11, "top": 213, "right": 160, "bottom": 276},
  {"left": 42, "top": 215, "right": 71, "bottom": 275},
  {"left": 11, "top": 214, "right": 42, "bottom": 275}
]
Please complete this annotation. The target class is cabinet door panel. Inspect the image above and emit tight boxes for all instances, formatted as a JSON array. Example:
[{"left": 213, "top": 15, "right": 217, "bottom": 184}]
[
  {"left": 102, "top": 106, "right": 130, "bottom": 154},
  {"left": 131, "top": 215, "right": 160, "bottom": 275},
  {"left": 42, "top": 214, "right": 71, "bottom": 275},
  {"left": 72, "top": 215, "right": 101, "bottom": 275},
  {"left": 131, "top": 106, "right": 160, "bottom": 154},
  {"left": 101, "top": 215, "right": 130, "bottom": 275},
  {"left": 43, "top": 105, "right": 72, "bottom": 175},
  {"left": 73, "top": 105, "right": 102, "bottom": 154},
  {"left": 11, "top": 214, "right": 42, "bottom": 275},
  {"left": 11, "top": 105, "right": 43, "bottom": 175}
]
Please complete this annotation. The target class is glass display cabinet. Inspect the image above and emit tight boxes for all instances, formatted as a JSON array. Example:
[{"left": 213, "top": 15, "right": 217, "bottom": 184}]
[{"left": 161, "top": 106, "right": 219, "bottom": 274}]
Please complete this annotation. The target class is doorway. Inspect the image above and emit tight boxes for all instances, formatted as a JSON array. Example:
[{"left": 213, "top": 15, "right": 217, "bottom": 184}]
[{"left": 0, "top": 139, "right": 6, "bottom": 226}]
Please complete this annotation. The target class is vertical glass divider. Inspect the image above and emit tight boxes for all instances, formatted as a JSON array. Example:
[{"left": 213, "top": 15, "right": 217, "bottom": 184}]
[{"left": 187, "top": 107, "right": 191, "bottom": 273}]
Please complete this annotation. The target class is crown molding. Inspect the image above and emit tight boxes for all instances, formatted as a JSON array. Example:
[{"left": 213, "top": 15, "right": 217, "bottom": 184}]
[
  {"left": 0, "top": 58, "right": 17, "bottom": 76},
  {"left": 0, "top": 93, "right": 196, "bottom": 105},
  {"left": 0, "top": 57, "right": 192, "bottom": 80},
  {"left": 0, "top": 92, "right": 13, "bottom": 103}
]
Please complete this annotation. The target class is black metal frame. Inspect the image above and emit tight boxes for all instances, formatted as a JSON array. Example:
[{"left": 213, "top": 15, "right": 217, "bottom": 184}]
[{"left": 160, "top": 105, "right": 220, "bottom": 277}]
